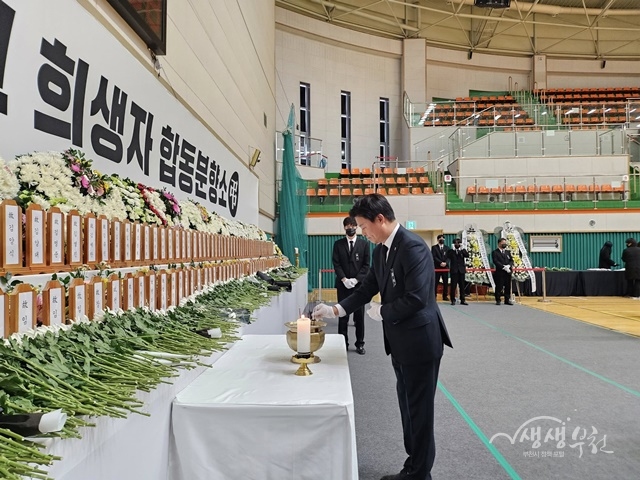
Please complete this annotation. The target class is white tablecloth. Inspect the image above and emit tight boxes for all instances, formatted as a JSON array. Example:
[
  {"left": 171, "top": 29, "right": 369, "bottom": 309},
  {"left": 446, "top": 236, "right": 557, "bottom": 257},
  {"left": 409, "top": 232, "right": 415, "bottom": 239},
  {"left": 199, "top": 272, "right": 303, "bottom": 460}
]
[
  {"left": 169, "top": 334, "right": 358, "bottom": 480},
  {"left": 36, "top": 274, "right": 308, "bottom": 480}
]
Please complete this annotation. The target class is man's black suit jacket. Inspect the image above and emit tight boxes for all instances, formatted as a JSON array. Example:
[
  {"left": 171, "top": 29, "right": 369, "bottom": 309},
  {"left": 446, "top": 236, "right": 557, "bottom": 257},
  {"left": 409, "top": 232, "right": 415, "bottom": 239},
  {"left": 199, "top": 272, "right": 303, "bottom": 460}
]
[
  {"left": 431, "top": 244, "right": 450, "bottom": 270},
  {"left": 446, "top": 247, "right": 469, "bottom": 274},
  {"left": 491, "top": 248, "right": 514, "bottom": 271},
  {"left": 340, "top": 226, "right": 452, "bottom": 364},
  {"left": 332, "top": 236, "right": 370, "bottom": 288}
]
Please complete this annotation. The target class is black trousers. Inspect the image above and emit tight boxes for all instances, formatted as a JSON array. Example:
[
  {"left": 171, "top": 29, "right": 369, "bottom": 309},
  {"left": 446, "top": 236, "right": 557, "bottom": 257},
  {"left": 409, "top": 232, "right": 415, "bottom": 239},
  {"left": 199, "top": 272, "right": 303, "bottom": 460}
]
[
  {"left": 337, "top": 283, "right": 365, "bottom": 347},
  {"left": 626, "top": 278, "right": 640, "bottom": 297},
  {"left": 392, "top": 356, "right": 441, "bottom": 480},
  {"left": 494, "top": 271, "right": 512, "bottom": 301},
  {"left": 434, "top": 271, "right": 449, "bottom": 299},
  {"left": 449, "top": 272, "right": 466, "bottom": 303}
]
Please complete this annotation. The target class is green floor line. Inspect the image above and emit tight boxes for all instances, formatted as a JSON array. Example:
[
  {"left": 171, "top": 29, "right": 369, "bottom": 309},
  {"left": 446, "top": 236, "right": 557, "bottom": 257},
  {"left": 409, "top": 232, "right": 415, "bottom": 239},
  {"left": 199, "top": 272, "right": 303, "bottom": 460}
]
[
  {"left": 451, "top": 306, "right": 640, "bottom": 399},
  {"left": 438, "top": 381, "right": 522, "bottom": 480}
]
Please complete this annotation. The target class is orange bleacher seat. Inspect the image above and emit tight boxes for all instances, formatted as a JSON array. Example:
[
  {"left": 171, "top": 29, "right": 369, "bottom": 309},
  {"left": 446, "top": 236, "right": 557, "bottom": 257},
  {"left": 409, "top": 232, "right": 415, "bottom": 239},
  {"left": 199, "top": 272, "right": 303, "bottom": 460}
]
[
  {"left": 490, "top": 186, "right": 502, "bottom": 195},
  {"left": 577, "top": 184, "right": 588, "bottom": 193},
  {"left": 361, "top": 168, "right": 372, "bottom": 176},
  {"left": 340, "top": 188, "right": 351, "bottom": 197},
  {"left": 564, "top": 184, "right": 576, "bottom": 198},
  {"left": 424, "top": 187, "right": 435, "bottom": 194},
  {"left": 377, "top": 188, "right": 387, "bottom": 196},
  {"left": 399, "top": 188, "right": 410, "bottom": 195},
  {"left": 352, "top": 188, "right": 364, "bottom": 196},
  {"left": 466, "top": 186, "right": 476, "bottom": 197},
  {"left": 415, "top": 167, "right": 426, "bottom": 175},
  {"left": 306, "top": 188, "right": 316, "bottom": 197},
  {"left": 387, "top": 188, "right": 399, "bottom": 196},
  {"left": 411, "top": 187, "right": 423, "bottom": 195},
  {"left": 340, "top": 178, "right": 350, "bottom": 186},
  {"left": 551, "top": 184, "right": 564, "bottom": 198},
  {"left": 419, "top": 176, "right": 430, "bottom": 185},
  {"left": 364, "top": 188, "right": 375, "bottom": 195},
  {"left": 351, "top": 168, "right": 360, "bottom": 176},
  {"left": 329, "top": 178, "right": 339, "bottom": 186},
  {"left": 406, "top": 168, "right": 415, "bottom": 174},
  {"left": 477, "top": 186, "right": 489, "bottom": 195},
  {"left": 340, "top": 168, "right": 350, "bottom": 177},
  {"left": 351, "top": 178, "right": 362, "bottom": 185},
  {"left": 374, "top": 168, "right": 383, "bottom": 176},
  {"left": 396, "top": 177, "right": 407, "bottom": 185},
  {"left": 588, "top": 184, "right": 601, "bottom": 193},
  {"left": 375, "top": 177, "right": 384, "bottom": 186},
  {"left": 329, "top": 188, "right": 340, "bottom": 197},
  {"left": 383, "top": 167, "right": 393, "bottom": 175},
  {"left": 385, "top": 177, "right": 395, "bottom": 185},
  {"left": 600, "top": 184, "right": 613, "bottom": 192},
  {"left": 408, "top": 177, "right": 419, "bottom": 185},
  {"left": 362, "top": 178, "right": 372, "bottom": 186},
  {"left": 317, "top": 178, "right": 328, "bottom": 187},
  {"left": 317, "top": 188, "right": 328, "bottom": 197}
]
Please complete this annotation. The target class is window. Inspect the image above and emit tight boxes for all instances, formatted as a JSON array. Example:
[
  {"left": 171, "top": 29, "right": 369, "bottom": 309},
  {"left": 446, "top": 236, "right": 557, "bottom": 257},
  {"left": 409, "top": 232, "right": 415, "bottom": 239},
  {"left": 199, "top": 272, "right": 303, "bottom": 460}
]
[
  {"left": 379, "top": 98, "right": 390, "bottom": 159},
  {"left": 107, "top": 0, "right": 167, "bottom": 55},
  {"left": 299, "top": 82, "right": 311, "bottom": 165},
  {"left": 341, "top": 91, "right": 351, "bottom": 169}
]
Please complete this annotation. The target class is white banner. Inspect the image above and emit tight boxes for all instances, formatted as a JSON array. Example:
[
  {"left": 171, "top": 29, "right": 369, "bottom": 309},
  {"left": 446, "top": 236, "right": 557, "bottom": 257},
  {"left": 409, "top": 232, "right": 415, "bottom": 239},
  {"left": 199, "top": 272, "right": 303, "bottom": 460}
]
[{"left": 0, "top": 0, "right": 257, "bottom": 224}]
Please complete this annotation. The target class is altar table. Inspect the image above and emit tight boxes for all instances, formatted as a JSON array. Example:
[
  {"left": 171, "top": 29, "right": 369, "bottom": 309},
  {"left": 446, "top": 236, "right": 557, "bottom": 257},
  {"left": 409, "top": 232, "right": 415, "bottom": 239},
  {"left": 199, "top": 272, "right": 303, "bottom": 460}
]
[{"left": 169, "top": 334, "right": 358, "bottom": 480}]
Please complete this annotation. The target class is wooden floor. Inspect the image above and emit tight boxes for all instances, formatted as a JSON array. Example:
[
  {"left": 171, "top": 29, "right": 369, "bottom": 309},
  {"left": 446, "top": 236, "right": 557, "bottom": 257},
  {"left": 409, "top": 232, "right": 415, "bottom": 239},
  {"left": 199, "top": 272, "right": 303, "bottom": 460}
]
[{"left": 518, "top": 296, "right": 640, "bottom": 337}]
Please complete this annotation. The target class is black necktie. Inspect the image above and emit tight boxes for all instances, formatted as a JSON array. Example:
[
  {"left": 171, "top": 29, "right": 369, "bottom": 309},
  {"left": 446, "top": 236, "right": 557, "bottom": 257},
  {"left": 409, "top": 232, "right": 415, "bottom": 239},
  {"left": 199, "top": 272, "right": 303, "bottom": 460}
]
[
  {"left": 349, "top": 240, "right": 354, "bottom": 254},
  {"left": 381, "top": 244, "right": 389, "bottom": 269}
]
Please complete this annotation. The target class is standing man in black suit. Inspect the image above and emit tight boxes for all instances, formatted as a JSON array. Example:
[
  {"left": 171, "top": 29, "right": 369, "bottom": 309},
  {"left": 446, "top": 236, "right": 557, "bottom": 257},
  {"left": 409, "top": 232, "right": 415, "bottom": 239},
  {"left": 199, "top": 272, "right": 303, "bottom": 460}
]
[
  {"left": 332, "top": 216, "right": 370, "bottom": 354},
  {"left": 492, "top": 237, "right": 514, "bottom": 305},
  {"left": 314, "top": 194, "right": 452, "bottom": 480},
  {"left": 446, "top": 238, "right": 469, "bottom": 305},
  {"left": 431, "top": 234, "right": 449, "bottom": 302}
]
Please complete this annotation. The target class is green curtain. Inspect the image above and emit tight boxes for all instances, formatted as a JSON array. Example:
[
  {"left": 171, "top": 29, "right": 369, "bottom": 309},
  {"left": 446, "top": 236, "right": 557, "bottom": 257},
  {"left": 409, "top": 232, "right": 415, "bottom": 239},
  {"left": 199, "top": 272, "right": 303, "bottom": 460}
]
[{"left": 277, "top": 104, "right": 308, "bottom": 267}]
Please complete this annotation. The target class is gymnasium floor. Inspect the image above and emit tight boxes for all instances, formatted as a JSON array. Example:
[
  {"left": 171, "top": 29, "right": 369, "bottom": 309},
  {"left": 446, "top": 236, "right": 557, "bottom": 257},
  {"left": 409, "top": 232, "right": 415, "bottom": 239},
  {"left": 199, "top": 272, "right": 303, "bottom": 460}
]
[{"left": 341, "top": 295, "right": 640, "bottom": 480}]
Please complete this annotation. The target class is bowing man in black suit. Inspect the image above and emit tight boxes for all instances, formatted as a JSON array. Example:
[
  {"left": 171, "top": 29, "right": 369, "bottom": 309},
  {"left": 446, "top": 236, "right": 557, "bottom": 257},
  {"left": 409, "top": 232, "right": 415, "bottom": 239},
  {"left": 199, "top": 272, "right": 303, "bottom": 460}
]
[
  {"left": 492, "top": 237, "right": 514, "bottom": 305},
  {"left": 314, "top": 194, "right": 452, "bottom": 480},
  {"left": 332, "top": 216, "right": 370, "bottom": 354},
  {"left": 430, "top": 234, "right": 450, "bottom": 301},
  {"left": 446, "top": 238, "right": 469, "bottom": 305}
]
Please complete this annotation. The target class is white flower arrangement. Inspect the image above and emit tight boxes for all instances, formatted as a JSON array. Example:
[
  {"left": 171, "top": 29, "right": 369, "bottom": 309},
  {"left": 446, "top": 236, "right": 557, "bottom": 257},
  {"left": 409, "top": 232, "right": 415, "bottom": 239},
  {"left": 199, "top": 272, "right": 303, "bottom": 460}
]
[
  {"left": 462, "top": 225, "right": 495, "bottom": 288},
  {"left": 501, "top": 222, "right": 536, "bottom": 291},
  {"left": 0, "top": 157, "right": 19, "bottom": 201}
]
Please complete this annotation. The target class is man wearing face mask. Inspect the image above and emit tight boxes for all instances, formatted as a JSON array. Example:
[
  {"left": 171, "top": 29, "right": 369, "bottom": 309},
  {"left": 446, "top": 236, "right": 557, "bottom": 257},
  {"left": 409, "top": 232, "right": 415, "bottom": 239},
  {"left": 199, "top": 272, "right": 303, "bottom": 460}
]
[
  {"left": 446, "top": 238, "right": 469, "bottom": 305},
  {"left": 492, "top": 238, "right": 514, "bottom": 305},
  {"left": 332, "top": 216, "right": 370, "bottom": 353},
  {"left": 431, "top": 234, "right": 450, "bottom": 302}
]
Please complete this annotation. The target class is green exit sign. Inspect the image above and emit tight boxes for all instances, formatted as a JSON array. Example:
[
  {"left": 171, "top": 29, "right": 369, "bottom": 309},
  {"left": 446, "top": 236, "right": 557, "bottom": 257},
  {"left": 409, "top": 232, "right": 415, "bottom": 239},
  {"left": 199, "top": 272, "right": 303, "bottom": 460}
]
[{"left": 405, "top": 220, "right": 416, "bottom": 230}]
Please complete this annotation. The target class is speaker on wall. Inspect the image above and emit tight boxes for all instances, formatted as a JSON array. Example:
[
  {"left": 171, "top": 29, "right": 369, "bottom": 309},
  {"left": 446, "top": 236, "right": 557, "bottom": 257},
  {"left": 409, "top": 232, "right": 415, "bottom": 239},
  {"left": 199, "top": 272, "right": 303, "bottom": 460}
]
[{"left": 474, "top": 0, "right": 511, "bottom": 8}]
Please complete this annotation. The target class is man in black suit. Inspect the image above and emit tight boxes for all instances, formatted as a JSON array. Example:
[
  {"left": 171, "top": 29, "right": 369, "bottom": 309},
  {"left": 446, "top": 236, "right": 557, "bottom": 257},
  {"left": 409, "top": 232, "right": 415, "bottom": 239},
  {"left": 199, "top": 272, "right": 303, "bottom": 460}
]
[
  {"left": 492, "top": 237, "right": 514, "bottom": 305},
  {"left": 314, "top": 194, "right": 452, "bottom": 480},
  {"left": 431, "top": 234, "right": 449, "bottom": 301},
  {"left": 446, "top": 238, "right": 469, "bottom": 305},
  {"left": 332, "top": 216, "right": 370, "bottom": 354}
]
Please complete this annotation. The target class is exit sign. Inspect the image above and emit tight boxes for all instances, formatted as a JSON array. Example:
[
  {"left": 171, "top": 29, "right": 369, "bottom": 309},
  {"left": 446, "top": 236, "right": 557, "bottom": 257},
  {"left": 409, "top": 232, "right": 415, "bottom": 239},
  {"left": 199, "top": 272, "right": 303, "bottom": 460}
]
[{"left": 405, "top": 220, "right": 416, "bottom": 230}]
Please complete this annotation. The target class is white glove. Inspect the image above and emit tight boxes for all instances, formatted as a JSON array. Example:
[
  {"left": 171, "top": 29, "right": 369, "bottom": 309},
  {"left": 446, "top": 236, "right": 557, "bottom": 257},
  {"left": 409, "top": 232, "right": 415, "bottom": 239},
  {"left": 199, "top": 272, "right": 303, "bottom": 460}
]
[
  {"left": 313, "top": 303, "right": 336, "bottom": 319},
  {"left": 367, "top": 302, "right": 383, "bottom": 321},
  {"left": 503, "top": 265, "right": 511, "bottom": 273},
  {"left": 343, "top": 278, "right": 358, "bottom": 289}
]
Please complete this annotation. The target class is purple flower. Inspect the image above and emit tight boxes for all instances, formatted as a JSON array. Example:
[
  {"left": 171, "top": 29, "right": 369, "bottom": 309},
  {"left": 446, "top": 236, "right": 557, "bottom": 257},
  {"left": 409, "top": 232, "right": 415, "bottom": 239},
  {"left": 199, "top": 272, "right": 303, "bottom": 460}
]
[
  {"left": 81, "top": 175, "right": 90, "bottom": 188},
  {"left": 71, "top": 163, "right": 81, "bottom": 173}
]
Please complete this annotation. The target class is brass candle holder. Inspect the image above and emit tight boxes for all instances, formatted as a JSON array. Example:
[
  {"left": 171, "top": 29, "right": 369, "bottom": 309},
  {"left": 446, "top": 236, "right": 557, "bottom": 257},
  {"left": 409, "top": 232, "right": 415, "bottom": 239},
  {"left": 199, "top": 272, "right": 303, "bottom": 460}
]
[{"left": 285, "top": 320, "right": 326, "bottom": 375}]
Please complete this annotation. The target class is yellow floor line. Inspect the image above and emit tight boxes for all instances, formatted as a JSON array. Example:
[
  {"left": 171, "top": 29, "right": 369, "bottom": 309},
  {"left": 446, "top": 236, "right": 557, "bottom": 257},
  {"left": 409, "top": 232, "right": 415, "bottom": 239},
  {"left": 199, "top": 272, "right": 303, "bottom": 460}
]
[{"left": 518, "top": 296, "right": 640, "bottom": 338}]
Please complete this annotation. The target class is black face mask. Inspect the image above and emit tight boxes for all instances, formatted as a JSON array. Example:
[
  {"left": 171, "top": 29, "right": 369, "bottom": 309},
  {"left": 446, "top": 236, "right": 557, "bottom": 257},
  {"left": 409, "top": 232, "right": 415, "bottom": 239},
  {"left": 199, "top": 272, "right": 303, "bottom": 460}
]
[
  {"left": 500, "top": 244, "right": 507, "bottom": 249},
  {"left": 438, "top": 239, "right": 444, "bottom": 244},
  {"left": 345, "top": 228, "right": 356, "bottom": 237}
]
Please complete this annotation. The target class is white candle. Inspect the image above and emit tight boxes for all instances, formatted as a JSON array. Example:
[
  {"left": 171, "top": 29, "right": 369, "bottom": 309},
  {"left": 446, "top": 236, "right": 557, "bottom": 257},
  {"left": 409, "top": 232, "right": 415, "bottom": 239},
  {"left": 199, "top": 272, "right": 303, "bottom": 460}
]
[
  {"left": 297, "top": 315, "right": 311, "bottom": 354},
  {"left": 294, "top": 247, "right": 299, "bottom": 255}
]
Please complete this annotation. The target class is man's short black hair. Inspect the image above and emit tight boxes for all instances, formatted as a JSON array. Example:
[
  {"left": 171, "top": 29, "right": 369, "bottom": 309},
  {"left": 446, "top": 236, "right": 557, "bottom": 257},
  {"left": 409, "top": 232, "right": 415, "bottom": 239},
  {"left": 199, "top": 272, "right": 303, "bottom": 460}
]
[
  {"left": 498, "top": 237, "right": 507, "bottom": 243},
  {"left": 349, "top": 194, "right": 396, "bottom": 222},
  {"left": 437, "top": 234, "right": 445, "bottom": 240},
  {"left": 453, "top": 238, "right": 462, "bottom": 244},
  {"left": 343, "top": 216, "right": 357, "bottom": 227}
]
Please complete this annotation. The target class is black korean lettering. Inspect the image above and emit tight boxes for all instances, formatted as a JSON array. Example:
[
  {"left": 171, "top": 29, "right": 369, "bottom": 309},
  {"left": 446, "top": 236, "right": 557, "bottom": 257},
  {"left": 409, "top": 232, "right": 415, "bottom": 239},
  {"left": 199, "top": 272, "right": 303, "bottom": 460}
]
[
  {"left": 178, "top": 140, "right": 195, "bottom": 194},
  {"left": 217, "top": 169, "right": 228, "bottom": 208},
  {"left": 127, "top": 102, "right": 154, "bottom": 176},
  {"left": 0, "top": 1, "right": 16, "bottom": 115},
  {"left": 194, "top": 151, "right": 209, "bottom": 200},
  {"left": 34, "top": 39, "right": 88, "bottom": 145},
  {"left": 208, "top": 160, "right": 219, "bottom": 203},
  {"left": 228, "top": 171, "right": 239, "bottom": 217},
  {"left": 90, "top": 76, "right": 127, "bottom": 163},
  {"left": 159, "top": 125, "right": 179, "bottom": 186}
]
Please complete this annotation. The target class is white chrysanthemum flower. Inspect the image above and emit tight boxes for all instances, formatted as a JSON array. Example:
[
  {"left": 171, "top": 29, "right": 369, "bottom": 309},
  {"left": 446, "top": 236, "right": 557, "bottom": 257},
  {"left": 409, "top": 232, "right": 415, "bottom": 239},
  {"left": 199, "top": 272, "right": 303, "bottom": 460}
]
[{"left": 0, "top": 158, "right": 19, "bottom": 200}]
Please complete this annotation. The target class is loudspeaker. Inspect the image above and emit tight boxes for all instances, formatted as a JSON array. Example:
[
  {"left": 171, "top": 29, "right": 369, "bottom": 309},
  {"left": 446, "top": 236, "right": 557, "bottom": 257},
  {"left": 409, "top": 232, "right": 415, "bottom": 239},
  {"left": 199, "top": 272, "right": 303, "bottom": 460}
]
[
  {"left": 474, "top": 0, "right": 511, "bottom": 7},
  {"left": 250, "top": 148, "right": 261, "bottom": 168}
]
